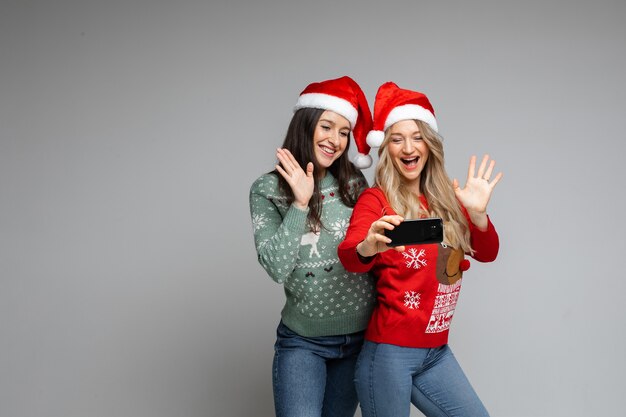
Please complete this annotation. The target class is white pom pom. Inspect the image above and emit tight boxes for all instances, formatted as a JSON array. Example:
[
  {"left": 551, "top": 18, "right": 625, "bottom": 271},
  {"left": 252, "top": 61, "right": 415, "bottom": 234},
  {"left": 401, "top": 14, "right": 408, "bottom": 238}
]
[
  {"left": 352, "top": 153, "right": 372, "bottom": 169},
  {"left": 366, "top": 130, "right": 384, "bottom": 148}
]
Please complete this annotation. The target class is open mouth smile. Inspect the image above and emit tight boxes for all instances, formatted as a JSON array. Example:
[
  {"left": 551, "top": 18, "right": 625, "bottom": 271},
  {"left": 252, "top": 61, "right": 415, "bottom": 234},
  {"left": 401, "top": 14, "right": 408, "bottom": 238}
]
[
  {"left": 319, "top": 145, "right": 336, "bottom": 157},
  {"left": 400, "top": 156, "right": 419, "bottom": 169}
]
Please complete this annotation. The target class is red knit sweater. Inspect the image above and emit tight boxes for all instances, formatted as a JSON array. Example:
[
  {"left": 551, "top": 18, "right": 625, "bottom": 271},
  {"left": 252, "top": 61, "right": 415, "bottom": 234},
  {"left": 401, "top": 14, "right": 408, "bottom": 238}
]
[{"left": 338, "top": 187, "right": 499, "bottom": 348}]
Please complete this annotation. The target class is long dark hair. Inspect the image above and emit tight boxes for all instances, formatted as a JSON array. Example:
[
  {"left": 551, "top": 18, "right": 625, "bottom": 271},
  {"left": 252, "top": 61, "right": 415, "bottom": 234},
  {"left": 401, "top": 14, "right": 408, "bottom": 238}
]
[{"left": 274, "top": 108, "right": 361, "bottom": 231}]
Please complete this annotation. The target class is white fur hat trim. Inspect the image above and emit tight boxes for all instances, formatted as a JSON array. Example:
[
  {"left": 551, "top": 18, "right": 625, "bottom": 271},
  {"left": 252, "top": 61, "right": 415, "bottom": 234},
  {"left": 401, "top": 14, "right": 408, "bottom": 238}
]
[
  {"left": 293, "top": 93, "right": 358, "bottom": 127},
  {"left": 384, "top": 104, "right": 438, "bottom": 132}
]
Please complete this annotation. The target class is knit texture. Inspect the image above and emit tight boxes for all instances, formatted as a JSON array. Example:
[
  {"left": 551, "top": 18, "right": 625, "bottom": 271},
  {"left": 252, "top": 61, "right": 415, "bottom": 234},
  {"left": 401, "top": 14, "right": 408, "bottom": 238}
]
[
  {"left": 338, "top": 187, "right": 499, "bottom": 348},
  {"left": 249, "top": 171, "right": 376, "bottom": 337}
]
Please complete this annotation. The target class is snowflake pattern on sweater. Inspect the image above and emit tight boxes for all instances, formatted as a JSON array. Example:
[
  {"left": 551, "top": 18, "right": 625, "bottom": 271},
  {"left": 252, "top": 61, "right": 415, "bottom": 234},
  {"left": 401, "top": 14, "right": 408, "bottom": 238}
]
[
  {"left": 337, "top": 187, "right": 500, "bottom": 348},
  {"left": 249, "top": 171, "right": 376, "bottom": 337},
  {"left": 402, "top": 248, "right": 428, "bottom": 269}
]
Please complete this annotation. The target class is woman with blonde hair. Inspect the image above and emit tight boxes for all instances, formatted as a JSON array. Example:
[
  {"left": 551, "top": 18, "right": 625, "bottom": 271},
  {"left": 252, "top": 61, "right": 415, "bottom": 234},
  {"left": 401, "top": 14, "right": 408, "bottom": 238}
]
[{"left": 338, "top": 82, "right": 503, "bottom": 417}]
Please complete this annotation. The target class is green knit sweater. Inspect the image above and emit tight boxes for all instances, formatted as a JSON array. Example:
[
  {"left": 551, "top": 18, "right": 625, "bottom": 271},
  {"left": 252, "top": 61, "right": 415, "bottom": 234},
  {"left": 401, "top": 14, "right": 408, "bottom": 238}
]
[{"left": 249, "top": 171, "right": 376, "bottom": 337}]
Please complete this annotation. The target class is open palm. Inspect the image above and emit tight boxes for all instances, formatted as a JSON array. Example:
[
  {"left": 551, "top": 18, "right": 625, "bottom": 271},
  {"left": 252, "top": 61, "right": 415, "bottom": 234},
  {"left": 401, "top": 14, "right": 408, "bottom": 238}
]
[
  {"left": 275, "top": 148, "right": 314, "bottom": 209},
  {"left": 453, "top": 154, "right": 502, "bottom": 214}
]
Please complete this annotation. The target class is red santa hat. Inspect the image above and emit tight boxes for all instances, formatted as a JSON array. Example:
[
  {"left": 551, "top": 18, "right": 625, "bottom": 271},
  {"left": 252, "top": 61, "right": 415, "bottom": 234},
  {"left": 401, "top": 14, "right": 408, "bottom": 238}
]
[
  {"left": 293, "top": 76, "right": 374, "bottom": 168},
  {"left": 366, "top": 82, "right": 438, "bottom": 149}
]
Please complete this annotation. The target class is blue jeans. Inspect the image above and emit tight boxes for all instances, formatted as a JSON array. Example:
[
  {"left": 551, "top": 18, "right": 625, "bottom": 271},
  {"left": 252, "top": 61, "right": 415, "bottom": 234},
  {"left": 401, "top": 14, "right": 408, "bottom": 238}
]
[
  {"left": 273, "top": 321, "right": 365, "bottom": 417},
  {"left": 355, "top": 341, "right": 489, "bottom": 417}
]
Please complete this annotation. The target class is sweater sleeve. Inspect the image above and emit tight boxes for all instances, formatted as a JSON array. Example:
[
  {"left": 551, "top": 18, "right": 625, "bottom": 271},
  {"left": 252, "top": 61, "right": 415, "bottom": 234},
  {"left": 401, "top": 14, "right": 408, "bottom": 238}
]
[
  {"left": 468, "top": 215, "right": 499, "bottom": 262},
  {"left": 249, "top": 175, "right": 309, "bottom": 284},
  {"left": 338, "top": 189, "right": 383, "bottom": 273}
]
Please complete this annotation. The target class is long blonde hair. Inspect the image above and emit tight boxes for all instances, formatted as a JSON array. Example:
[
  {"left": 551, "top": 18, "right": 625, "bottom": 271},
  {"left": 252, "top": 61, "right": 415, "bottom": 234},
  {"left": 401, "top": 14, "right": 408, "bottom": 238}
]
[{"left": 374, "top": 120, "right": 473, "bottom": 253}]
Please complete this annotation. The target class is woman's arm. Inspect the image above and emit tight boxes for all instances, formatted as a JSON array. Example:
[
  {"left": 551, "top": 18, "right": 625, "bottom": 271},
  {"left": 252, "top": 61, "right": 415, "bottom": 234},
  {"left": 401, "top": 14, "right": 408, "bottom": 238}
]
[
  {"left": 468, "top": 216, "right": 499, "bottom": 262},
  {"left": 338, "top": 190, "right": 404, "bottom": 272},
  {"left": 249, "top": 176, "right": 309, "bottom": 284},
  {"left": 249, "top": 148, "right": 317, "bottom": 284},
  {"left": 453, "top": 154, "right": 503, "bottom": 262}
]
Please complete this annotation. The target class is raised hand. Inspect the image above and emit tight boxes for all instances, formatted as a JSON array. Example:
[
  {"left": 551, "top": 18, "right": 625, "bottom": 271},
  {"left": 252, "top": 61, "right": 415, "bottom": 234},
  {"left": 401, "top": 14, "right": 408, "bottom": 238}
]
[
  {"left": 356, "top": 215, "right": 406, "bottom": 258},
  {"left": 275, "top": 148, "right": 314, "bottom": 210},
  {"left": 453, "top": 154, "right": 503, "bottom": 230}
]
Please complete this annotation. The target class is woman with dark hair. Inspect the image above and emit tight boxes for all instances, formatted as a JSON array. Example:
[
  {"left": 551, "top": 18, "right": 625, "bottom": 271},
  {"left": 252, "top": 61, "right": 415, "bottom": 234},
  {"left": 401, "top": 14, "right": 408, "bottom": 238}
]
[
  {"left": 249, "top": 76, "right": 376, "bottom": 417},
  {"left": 338, "top": 82, "right": 503, "bottom": 417}
]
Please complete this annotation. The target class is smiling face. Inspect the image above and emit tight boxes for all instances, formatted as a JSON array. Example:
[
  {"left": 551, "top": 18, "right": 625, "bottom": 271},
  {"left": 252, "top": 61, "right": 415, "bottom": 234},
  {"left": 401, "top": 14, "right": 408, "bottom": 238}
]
[
  {"left": 386, "top": 119, "right": 430, "bottom": 191},
  {"left": 312, "top": 110, "right": 350, "bottom": 177}
]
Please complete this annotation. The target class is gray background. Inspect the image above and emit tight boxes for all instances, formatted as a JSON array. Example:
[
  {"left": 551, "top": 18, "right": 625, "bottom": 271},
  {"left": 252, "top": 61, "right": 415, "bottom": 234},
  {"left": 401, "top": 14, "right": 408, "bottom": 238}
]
[{"left": 1, "top": 1, "right": 625, "bottom": 416}]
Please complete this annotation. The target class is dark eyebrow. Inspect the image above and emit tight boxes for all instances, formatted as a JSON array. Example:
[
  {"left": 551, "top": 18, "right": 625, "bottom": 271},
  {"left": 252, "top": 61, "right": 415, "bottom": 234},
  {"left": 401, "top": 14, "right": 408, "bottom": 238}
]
[{"left": 319, "top": 118, "right": 350, "bottom": 130}]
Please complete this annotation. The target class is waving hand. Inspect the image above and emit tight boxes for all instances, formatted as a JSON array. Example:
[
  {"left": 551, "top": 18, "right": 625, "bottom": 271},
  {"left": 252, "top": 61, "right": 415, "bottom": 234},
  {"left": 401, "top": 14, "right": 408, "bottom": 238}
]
[
  {"left": 453, "top": 154, "right": 503, "bottom": 230},
  {"left": 275, "top": 148, "right": 314, "bottom": 210}
]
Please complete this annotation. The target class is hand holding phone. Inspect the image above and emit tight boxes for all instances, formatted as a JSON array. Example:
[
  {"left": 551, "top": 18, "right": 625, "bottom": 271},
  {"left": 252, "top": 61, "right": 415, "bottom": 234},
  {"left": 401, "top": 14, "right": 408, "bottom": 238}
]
[{"left": 384, "top": 218, "right": 444, "bottom": 247}]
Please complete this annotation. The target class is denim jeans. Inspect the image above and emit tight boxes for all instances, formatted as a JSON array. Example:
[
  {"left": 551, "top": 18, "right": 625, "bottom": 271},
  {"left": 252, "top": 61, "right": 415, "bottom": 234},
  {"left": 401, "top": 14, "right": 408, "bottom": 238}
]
[
  {"left": 273, "top": 321, "right": 365, "bottom": 417},
  {"left": 355, "top": 341, "right": 489, "bottom": 417}
]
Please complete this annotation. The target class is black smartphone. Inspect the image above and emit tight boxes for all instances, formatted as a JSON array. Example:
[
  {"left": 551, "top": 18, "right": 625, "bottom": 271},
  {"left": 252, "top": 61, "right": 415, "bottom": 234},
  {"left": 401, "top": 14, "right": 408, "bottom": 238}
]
[{"left": 384, "top": 218, "right": 444, "bottom": 247}]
